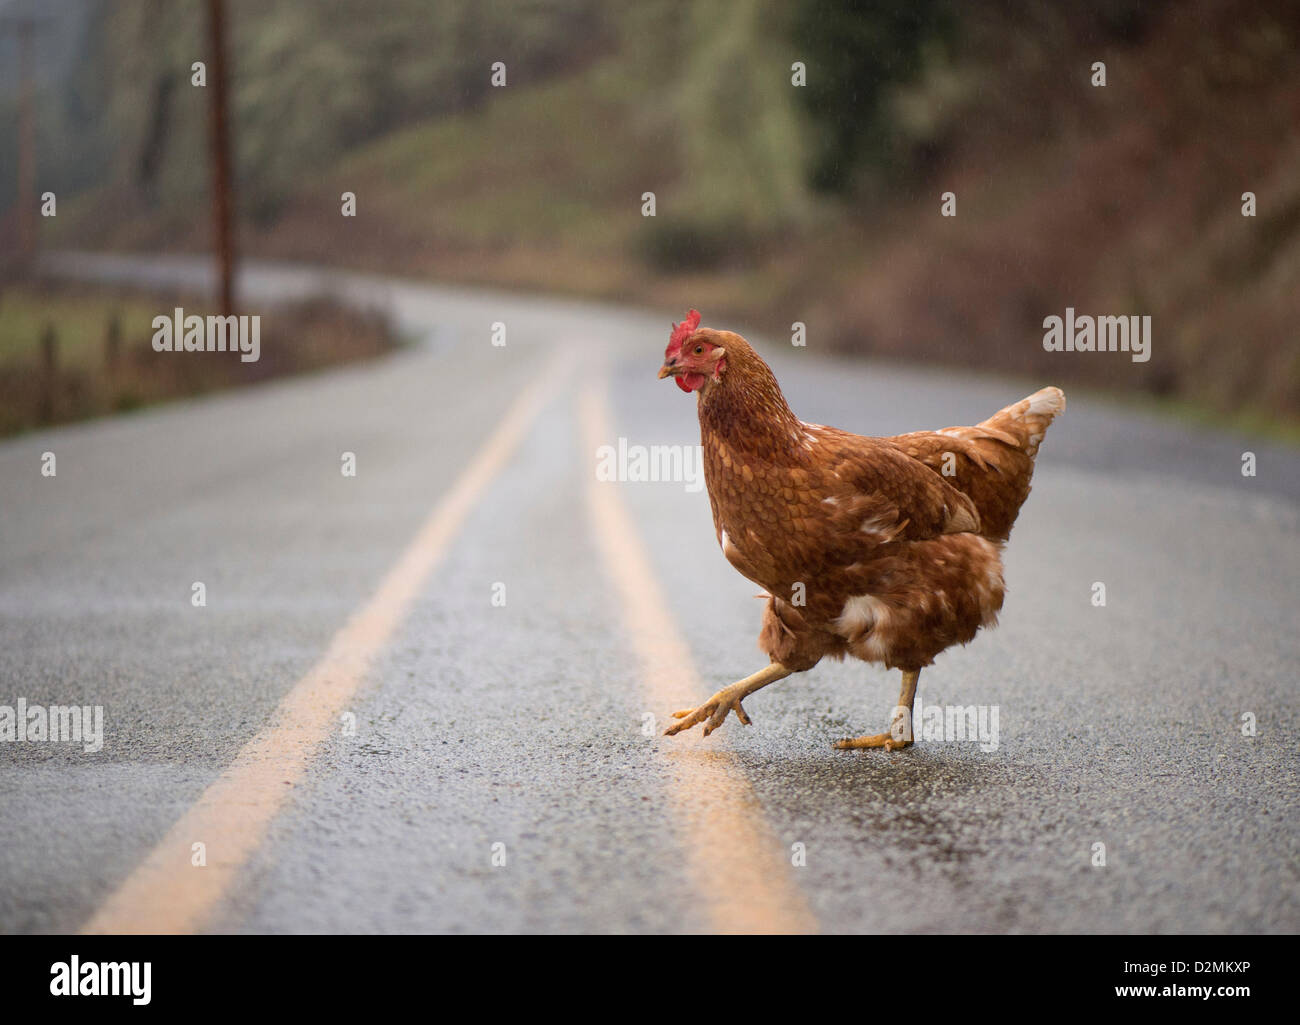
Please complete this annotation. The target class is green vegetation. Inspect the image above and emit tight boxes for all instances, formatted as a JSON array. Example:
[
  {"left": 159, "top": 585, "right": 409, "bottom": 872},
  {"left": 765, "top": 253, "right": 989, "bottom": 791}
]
[{"left": 791, "top": 0, "right": 955, "bottom": 192}]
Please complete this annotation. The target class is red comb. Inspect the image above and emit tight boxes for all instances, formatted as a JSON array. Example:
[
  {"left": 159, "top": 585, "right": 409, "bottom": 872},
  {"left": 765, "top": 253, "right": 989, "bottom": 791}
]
[{"left": 665, "top": 309, "right": 701, "bottom": 359}]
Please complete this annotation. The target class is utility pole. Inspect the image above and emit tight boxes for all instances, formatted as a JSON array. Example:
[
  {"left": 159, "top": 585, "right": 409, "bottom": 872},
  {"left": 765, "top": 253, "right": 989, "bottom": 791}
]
[
  {"left": 205, "top": 0, "right": 235, "bottom": 315},
  {"left": 1, "top": 13, "right": 49, "bottom": 272}
]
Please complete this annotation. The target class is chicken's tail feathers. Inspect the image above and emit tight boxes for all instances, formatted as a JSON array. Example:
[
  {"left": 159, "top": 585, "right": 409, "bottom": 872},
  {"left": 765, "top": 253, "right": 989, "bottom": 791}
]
[
  {"left": 980, "top": 386, "right": 1066, "bottom": 459},
  {"left": 888, "top": 386, "right": 1064, "bottom": 542}
]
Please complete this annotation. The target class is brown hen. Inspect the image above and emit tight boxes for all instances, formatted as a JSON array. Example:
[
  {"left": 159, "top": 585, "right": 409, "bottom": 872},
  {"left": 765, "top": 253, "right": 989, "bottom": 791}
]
[{"left": 657, "top": 310, "right": 1065, "bottom": 751}]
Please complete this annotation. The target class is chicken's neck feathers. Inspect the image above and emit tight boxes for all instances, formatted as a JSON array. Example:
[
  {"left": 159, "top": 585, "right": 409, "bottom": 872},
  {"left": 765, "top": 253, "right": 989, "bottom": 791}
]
[{"left": 696, "top": 348, "right": 803, "bottom": 460}]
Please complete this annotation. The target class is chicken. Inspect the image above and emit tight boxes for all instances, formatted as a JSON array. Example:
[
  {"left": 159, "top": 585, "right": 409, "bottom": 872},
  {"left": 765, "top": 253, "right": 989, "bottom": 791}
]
[{"left": 656, "top": 310, "right": 1064, "bottom": 751}]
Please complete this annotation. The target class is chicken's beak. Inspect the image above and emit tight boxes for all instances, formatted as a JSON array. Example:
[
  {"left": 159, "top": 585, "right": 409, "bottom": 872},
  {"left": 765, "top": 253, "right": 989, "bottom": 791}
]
[{"left": 657, "top": 362, "right": 675, "bottom": 379}]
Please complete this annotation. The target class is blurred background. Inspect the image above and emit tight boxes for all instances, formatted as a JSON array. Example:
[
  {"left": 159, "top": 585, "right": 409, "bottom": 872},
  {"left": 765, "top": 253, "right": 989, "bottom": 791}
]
[{"left": 0, "top": 0, "right": 1297, "bottom": 436}]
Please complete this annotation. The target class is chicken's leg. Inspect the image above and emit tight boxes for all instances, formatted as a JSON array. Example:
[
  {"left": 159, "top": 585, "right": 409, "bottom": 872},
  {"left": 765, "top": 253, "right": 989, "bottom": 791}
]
[
  {"left": 664, "top": 662, "right": 793, "bottom": 738},
  {"left": 834, "top": 668, "right": 920, "bottom": 752}
]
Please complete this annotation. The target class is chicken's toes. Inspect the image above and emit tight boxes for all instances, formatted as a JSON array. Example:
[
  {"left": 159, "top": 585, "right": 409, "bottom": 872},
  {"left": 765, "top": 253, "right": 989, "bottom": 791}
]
[
  {"left": 664, "top": 691, "right": 750, "bottom": 738},
  {"left": 702, "top": 699, "right": 740, "bottom": 736},
  {"left": 663, "top": 705, "right": 711, "bottom": 736},
  {"left": 833, "top": 731, "right": 913, "bottom": 752}
]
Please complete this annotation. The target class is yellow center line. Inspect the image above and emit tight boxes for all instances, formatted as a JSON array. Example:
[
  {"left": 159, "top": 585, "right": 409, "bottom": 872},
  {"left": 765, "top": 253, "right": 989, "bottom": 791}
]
[
  {"left": 579, "top": 377, "right": 819, "bottom": 935},
  {"left": 82, "top": 350, "right": 569, "bottom": 935}
]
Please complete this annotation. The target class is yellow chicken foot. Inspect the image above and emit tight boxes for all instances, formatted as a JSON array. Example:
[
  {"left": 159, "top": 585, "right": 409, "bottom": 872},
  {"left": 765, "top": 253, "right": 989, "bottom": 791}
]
[
  {"left": 664, "top": 662, "right": 793, "bottom": 738},
  {"left": 834, "top": 668, "right": 920, "bottom": 752}
]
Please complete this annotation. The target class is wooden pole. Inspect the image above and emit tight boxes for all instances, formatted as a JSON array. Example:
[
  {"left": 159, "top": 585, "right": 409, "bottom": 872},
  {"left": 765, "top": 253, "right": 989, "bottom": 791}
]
[
  {"left": 16, "top": 20, "right": 35, "bottom": 266},
  {"left": 205, "top": 0, "right": 236, "bottom": 315},
  {"left": 0, "top": 16, "right": 47, "bottom": 271}
]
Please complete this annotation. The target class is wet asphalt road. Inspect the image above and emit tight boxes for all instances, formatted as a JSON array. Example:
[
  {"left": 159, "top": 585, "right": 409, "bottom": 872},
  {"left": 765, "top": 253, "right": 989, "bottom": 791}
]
[{"left": 0, "top": 252, "right": 1296, "bottom": 934}]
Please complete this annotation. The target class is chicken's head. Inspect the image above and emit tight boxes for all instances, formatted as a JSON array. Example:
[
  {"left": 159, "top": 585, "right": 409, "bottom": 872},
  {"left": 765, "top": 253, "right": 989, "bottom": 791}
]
[{"left": 658, "top": 309, "right": 727, "bottom": 393}]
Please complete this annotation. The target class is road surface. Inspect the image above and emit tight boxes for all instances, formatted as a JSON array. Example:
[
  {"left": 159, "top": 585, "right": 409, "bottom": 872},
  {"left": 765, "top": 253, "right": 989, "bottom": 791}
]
[{"left": 1, "top": 252, "right": 1296, "bottom": 933}]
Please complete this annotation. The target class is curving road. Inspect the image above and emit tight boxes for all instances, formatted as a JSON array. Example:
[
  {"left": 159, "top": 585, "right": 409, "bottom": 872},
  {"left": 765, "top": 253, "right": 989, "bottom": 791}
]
[{"left": 0, "top": 252, "right": 1296, "bottom": 934}]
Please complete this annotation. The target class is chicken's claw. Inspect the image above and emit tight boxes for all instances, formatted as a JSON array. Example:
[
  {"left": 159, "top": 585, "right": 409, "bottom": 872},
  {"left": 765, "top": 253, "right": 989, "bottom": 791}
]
[
  {"left": 833, "top": 669, "right": 921, "bottom": 753},
  {"left": 663, "top": 663, "right": 792, "bottom": 739},
  {"left": 666, "top": 691, "right": 750, "bottom": 737}
]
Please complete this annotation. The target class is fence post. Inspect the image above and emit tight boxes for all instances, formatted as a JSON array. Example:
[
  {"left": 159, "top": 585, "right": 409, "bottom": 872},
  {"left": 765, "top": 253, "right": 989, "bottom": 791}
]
[
  {"left": 105, "top": 314, "right": 122, "bottom": 374},
  {"left": 40, "top": 322, "right": 57, "bottom": 422}
]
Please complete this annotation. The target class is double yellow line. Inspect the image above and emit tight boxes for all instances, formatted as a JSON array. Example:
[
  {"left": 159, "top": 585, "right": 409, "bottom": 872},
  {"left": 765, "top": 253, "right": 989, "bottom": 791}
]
[
  {"left": 82, "top": 352, "right": 815, "bottom": 935},
  {"left": 579, "top": 384, "right": 816, "bottom": 934}
]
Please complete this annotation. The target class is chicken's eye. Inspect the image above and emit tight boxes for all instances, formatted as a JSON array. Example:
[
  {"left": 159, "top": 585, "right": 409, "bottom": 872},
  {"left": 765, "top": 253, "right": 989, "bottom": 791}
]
[{"left": 694, "top": 345, "right": 704, "bottom": 355}]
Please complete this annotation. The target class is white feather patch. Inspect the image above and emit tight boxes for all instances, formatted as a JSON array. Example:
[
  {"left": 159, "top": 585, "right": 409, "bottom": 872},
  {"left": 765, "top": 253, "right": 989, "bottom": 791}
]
[{"left": 833, "top": 594, "right": 890, "bottom": 642}]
